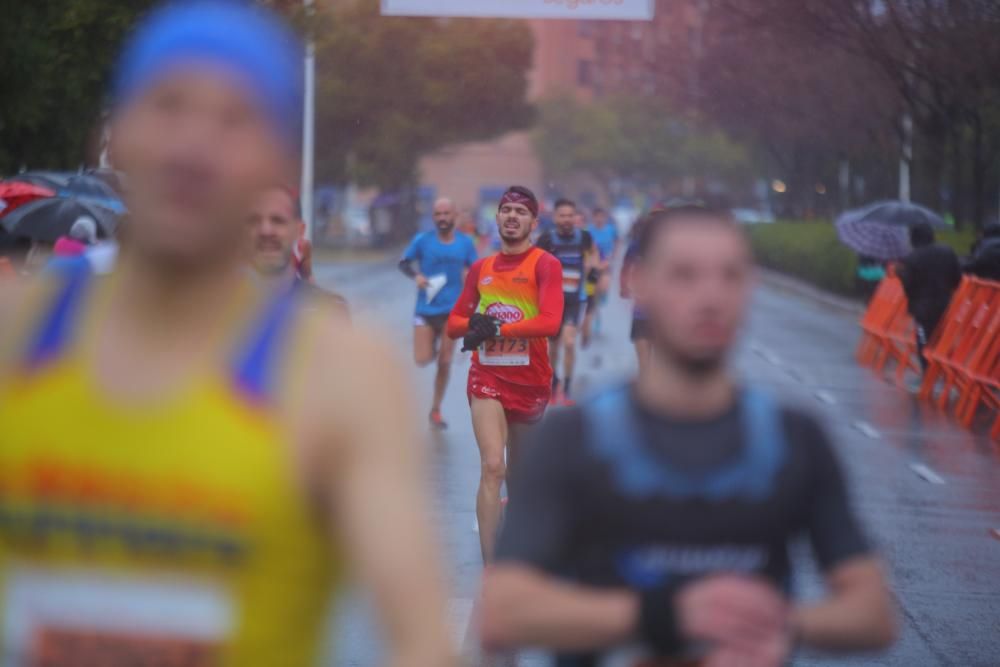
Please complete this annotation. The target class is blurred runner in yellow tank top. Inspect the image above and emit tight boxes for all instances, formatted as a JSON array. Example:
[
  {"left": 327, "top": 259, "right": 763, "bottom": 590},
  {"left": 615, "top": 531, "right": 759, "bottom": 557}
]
[{"left": 0, "top": 3, "right": 455, "bottom": 666}]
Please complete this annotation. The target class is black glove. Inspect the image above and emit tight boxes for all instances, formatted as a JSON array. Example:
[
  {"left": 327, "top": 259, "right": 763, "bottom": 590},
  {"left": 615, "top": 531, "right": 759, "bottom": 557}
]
[
  {"left": 462, "top": 330, "right": 490, "bottom": 352},
  {"left": 637, "top": 584, "right": 686, "bottom": 657},
  {"left": 587, "top": 267, "right": 601, "bottom": 284},
  {"left": 470, "top": 312, "right": 502, "bottom": 338},
  {"left": 463, "top": 313, "right": 502, "bottom": 352}
]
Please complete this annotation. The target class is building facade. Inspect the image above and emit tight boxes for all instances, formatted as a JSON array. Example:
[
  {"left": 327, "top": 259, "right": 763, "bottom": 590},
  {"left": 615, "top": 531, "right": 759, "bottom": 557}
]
[{"left": 417, "top": 2, "right": 704, "bottom": 218}]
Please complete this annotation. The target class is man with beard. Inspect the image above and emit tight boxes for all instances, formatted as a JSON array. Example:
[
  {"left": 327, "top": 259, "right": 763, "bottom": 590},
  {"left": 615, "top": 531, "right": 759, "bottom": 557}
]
[
  {"left": 480, "top": 206, "right": 896, "bottom": 666},
  {"left": 399, "top": 197, "right": 478, "bottom": 429},
  {"left": 447, "top": 185, "right": 563, "bottom": 562},
  {"left": 249, "top": 184, "right": 347, "bottom": 315},
  {"left": 0, "top": 3, "right": 454, "bottom": 665}
]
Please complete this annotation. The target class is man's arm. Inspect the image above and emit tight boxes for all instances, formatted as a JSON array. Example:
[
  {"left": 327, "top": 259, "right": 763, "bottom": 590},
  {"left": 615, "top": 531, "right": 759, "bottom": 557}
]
[
  {"left": 398, "top": 237, "right": 428, "bottom": 288},
  {"left": 499, "top": 253, "right": 563, "bottom": 339},
  {"left": 320, "top": 330, "right": 457, "bottom": 667},
  {"left": 483, "top": 566, "right": 790, "bottom": 660},
  {"left": 446, "top": 260, "right": 482, "bottom": 338},
  {"left": 791, "top": 556, "right": 896, "bottom": 651},
  {"left": 481, "top": 566, "right": 638, "bottom": 651},
  {"left": 798, "top": 416, "right": 897, "bottom": 652}
]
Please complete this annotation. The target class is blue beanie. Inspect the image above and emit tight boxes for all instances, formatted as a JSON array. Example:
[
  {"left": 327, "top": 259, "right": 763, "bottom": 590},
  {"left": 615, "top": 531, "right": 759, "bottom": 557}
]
[{"left": 113, "top": 0, "right": 303, "bottom": 149}]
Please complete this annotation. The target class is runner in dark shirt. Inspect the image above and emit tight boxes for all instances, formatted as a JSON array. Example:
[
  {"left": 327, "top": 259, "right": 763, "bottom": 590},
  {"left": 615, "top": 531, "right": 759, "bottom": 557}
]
[
  {"left": 481, "top": 206, "right": 896, "bottom": 667},
  {"left": 536, "top": 198, "right": 599, "bottom": 405}
]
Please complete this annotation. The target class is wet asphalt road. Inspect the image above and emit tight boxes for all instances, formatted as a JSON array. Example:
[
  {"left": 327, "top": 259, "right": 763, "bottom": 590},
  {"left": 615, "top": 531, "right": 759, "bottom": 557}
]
[{"left": 314, "top": 258, "right": 1000, "bottom": 667}]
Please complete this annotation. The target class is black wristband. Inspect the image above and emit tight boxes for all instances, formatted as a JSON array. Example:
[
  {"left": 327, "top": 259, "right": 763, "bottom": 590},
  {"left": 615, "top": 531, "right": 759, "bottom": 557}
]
[
  {"left": 637, "top": 585, "right": 685, "bottom": 656},
  {"left": 397, "top": 259, "right": 418, "bottom": 279}
]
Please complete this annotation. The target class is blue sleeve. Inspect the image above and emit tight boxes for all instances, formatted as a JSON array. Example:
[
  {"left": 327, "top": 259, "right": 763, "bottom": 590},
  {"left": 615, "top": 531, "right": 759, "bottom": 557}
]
[{"left": 402, "top": 234, "right": 423, "bottom": 262}]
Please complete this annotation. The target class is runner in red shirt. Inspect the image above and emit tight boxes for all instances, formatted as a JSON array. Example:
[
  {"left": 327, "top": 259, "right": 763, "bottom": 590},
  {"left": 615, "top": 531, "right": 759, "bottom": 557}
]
[
  {"left": 293, "top": 235, "right": 313, "bottom": 282},
  {"left": 447, "top": 185, "right": 563, "bottom": 562}
]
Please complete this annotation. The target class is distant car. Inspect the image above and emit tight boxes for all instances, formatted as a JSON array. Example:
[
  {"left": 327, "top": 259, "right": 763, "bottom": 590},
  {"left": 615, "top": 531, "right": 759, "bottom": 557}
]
[{"left": 731, "top": 208, "right": 776, "bottom": 225}]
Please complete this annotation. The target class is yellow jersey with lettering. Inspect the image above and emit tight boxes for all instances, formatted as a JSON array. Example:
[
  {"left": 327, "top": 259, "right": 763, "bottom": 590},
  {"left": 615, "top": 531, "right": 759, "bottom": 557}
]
[{"left": 0, "top": 262, "right": 343, "bottom": 666}]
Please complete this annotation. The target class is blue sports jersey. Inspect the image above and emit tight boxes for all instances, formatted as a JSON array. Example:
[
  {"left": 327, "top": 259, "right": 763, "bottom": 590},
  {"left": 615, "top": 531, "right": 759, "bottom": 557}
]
[
  {"left": 589, "top": 223, "right": 618, "bottom": 260},
  {"left": 402, "top": 231, "right": 478, "bottom": 316}
]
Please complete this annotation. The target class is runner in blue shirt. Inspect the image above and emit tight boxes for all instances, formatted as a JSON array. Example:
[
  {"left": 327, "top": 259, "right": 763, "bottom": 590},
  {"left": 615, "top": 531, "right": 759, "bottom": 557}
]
[
  {"left": 582, "top": 207, "right": 620, "bottom": 345},
  {"left": 399, "top": 197, "right": 478, "bottom": 428}
]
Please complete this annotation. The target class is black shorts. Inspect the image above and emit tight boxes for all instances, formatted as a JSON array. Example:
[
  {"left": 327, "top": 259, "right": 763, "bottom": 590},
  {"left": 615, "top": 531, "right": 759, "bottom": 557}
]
[
  {"left": 630, "top": 316, "right": 649, "bottom": 342},
  {"left": 555, "top": 298, "right": 583, "bottom": 338},
  {"left": 414, "top": 313, "right": 449, "bottom": 335}
]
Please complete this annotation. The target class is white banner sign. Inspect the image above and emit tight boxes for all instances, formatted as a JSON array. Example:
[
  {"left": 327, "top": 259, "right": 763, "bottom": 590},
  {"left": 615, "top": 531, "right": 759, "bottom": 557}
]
[{"left": 381, "top": 0, "right": 654, "bottom": 20}]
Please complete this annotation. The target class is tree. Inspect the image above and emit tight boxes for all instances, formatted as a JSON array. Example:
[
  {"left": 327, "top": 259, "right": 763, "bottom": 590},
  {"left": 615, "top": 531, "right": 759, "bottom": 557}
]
[
  {"left": 716, "top": 0, "right": 1000, "bottom": 226},
  {"left": 698, "top": 4, "right": 902, "bottom": 216},
  {"left": 533, "top": 94, "right": 751, "bottom": 198},
  {"left": 313, "top": 1, "right": 534, "bottom": 191},
  {"left": 0, "top": 0, "right": 157, "bottom": 175}
]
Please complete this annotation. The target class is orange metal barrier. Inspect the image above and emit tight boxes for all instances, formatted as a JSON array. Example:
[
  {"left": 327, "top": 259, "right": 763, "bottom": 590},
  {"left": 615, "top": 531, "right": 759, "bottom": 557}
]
[
  {"left": 858, "top": 273, "right": 1000, "bottom": 441},
  {"left": 0, "top": 257, "right": 14, "bottom": 278},
  {"left": 856, "top": 267, "right": 919, "bottom": 386}
]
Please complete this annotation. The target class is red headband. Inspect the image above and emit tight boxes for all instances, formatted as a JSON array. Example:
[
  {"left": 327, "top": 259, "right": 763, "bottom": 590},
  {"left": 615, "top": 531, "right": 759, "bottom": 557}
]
[{"left": 499, "top": 190, "right": 538, "bottom": 217}]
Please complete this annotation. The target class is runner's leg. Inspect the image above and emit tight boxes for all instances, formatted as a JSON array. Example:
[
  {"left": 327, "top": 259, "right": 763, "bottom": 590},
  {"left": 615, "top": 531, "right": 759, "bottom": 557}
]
[
  {"left": 432, "top": 328, "right": 455, "bottom": 416},
  {"left": 562, "top": 322, "right": 578, "bottom": 399},
  {"left": 581, "top": 296, "right": 594, "bottom": 348},
  {"left": 471, "top": 396, "right": 509, "bottom": 562},
  {"left": 413, "top": 321, "right": 436, "bottom": 367},
  {"left": 549, "top": 333, "right": 562, "bottom": 393}
]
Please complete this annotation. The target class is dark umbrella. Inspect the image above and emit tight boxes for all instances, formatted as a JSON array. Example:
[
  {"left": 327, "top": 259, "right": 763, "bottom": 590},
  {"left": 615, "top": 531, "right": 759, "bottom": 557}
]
[
  {"left": 835, "top": 216, "right": 911, "bottom": 262},
  {"left": 62, "top": 174, "right": 127, "bottom": 214},
  {"left": 839, "top": 200, "right": 947, "bottom": 229},
  {"left": 16, "top": 171, "right": 126, "bottom": 214},
  {"left": 0, "top": 196, "right": 118, "bottom": 243}
]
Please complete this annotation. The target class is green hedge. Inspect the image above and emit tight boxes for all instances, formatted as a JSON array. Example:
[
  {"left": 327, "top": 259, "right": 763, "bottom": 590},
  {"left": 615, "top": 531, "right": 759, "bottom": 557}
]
[{"left": 747, "top": 222, "right": 976, "bottom": 297}]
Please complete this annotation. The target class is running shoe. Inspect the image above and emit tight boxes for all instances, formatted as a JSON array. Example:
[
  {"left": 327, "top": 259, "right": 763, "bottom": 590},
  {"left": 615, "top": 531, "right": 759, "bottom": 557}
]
[{"left": 430, "top": 410, "right": 448, "bottom": 430}]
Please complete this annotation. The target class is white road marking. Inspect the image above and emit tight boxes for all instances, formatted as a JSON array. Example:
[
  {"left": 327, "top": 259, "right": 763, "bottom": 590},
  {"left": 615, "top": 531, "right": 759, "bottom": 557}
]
[
  {"left": 852, "top": 421, "right": 881, "bottom": 439},
  {"left": 786, "top": 368, "right": 808, "bottom": 383},
  {"left": 448, "top": 597, "right": 475, "bottom": 649},
  {"left": 910, "top": 463, "right": 946, "bottom": 485},
  {"left": 814, "top": 390, "right": 837, "bottom": 405},
  {"left": 751, "top": 344, "right": 783, "bottom": 366}
]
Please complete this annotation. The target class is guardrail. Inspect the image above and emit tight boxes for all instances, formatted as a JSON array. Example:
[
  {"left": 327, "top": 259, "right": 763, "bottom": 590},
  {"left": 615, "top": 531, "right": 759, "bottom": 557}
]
[{"left": 857, "top": 270, "right": 1000, "bottom": 441}]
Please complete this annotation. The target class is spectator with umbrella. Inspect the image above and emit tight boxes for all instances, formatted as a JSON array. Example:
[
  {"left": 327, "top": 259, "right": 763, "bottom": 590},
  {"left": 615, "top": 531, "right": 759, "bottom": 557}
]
[
  {"left": 53, "top": 216, "right": 99, "bottom": 257},
  {"left": 964, "top": 223, "right": 1000, "bottom": 281},
  {"left": 1, "top": 196, "right": 118, "bottom": 244},
  {"left": 835, "top": 200, "right": 952, "bottom": 299},
  {"left": 898, "top": 222, "right": 962, "bottom": 372}
]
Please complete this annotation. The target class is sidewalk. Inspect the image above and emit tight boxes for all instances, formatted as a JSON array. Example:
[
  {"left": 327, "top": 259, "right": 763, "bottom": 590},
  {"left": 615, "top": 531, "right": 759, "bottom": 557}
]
[{"left": 755, "top": 266, "right": 865, "bottom": 317}]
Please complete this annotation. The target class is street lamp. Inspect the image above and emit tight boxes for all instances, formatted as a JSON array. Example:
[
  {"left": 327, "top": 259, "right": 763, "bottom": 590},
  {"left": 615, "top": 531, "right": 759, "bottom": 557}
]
[{"left": 301, "top": 0, "right": 316, "bottom": 242}]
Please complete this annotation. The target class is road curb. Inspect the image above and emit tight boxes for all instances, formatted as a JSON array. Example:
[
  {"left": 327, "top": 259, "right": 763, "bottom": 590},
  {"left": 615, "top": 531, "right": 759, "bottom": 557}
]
[{"left": 755, "top": 266, "right": 866, "bottom": 317}]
